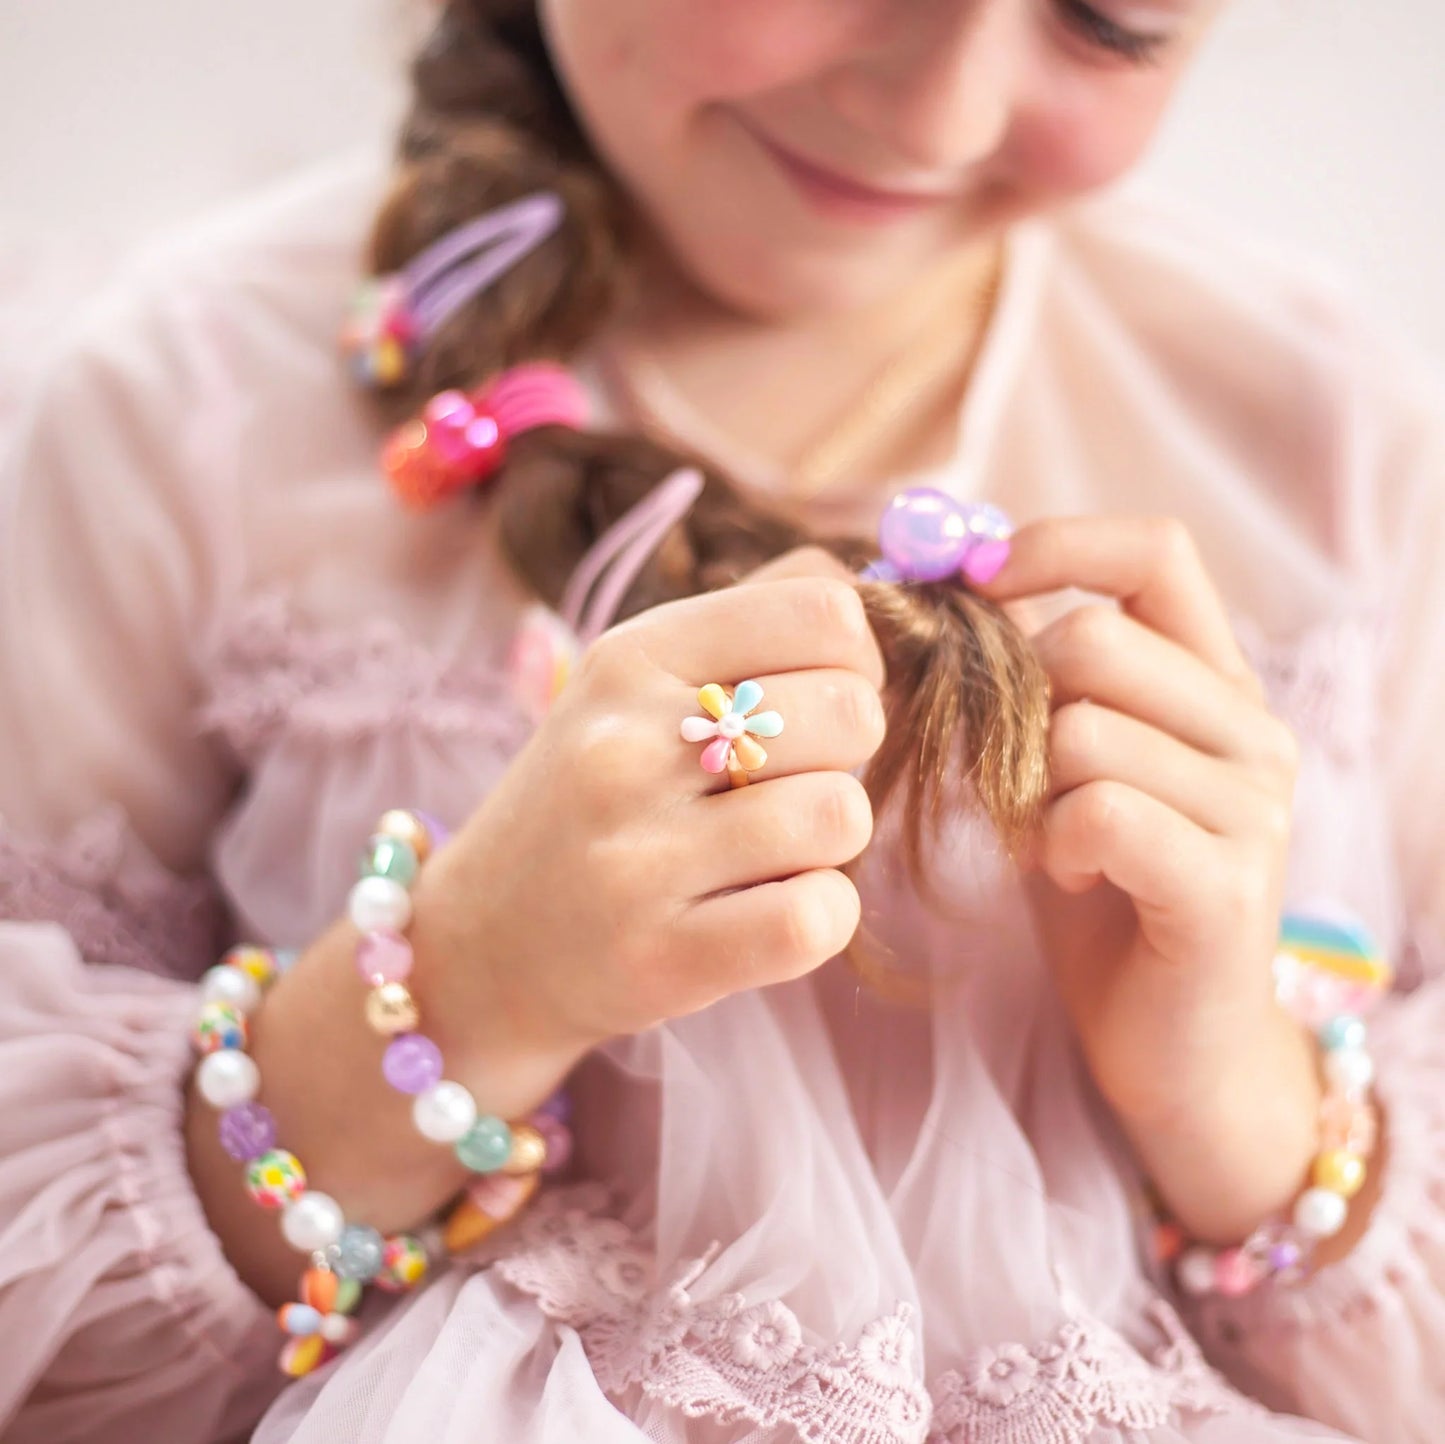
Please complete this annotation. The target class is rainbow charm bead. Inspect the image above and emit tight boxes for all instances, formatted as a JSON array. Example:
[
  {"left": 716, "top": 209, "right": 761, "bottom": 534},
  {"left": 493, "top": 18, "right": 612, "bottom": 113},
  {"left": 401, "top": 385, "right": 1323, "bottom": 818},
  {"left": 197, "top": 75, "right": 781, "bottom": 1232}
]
[
  {"left": 374, "top": 1234, "right": 429, "bottom": 1294},
  {"left": 191, "top": 1001, "right": 248, "bottom": 1054}
]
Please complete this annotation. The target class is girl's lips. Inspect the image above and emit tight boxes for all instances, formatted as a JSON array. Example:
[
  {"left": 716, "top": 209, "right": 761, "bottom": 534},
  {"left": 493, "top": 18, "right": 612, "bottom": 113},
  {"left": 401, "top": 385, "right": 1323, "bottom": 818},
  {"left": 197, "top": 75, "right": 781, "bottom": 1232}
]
[{"left": 738, "top": 117, "right": 954, "bottom": 225}]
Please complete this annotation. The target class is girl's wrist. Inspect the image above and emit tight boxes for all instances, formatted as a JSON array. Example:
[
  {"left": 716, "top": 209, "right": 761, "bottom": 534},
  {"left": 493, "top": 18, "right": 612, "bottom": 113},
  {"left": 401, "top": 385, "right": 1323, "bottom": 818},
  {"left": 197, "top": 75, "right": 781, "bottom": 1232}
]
[{"left": 1125, "top": 1001, "right": 1322, "bottom": 1245}]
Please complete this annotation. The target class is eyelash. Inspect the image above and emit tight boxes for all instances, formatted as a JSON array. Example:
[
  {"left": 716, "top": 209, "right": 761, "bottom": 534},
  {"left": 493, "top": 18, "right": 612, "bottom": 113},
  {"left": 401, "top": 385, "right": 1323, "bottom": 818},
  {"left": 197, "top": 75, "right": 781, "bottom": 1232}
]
[{"left": 1055, "top": 0, "right": 1169, "bottom": 65}]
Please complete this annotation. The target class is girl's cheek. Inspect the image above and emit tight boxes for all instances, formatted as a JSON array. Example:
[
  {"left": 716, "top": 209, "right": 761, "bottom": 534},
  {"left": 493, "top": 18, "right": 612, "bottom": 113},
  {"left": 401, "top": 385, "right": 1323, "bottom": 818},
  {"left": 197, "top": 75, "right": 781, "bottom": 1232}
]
[
  {"left": 1000, "top": 73, "right": 1183, "bottom": 199},
  {"left": 642, "top": 0, "right": 867, "bottom": 100}
]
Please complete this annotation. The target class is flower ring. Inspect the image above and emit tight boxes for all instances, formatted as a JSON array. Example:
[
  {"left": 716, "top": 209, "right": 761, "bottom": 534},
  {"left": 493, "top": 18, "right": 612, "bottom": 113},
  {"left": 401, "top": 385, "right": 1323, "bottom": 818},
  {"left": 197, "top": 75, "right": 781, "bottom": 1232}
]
[{"left": 681, "top": 681, "right": 784, "bottom": 787}]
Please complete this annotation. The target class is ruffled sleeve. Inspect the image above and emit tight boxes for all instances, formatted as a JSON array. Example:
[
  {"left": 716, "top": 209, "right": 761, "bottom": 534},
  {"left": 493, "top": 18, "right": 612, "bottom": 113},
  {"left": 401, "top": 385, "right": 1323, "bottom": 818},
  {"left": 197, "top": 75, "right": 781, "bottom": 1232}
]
[
  {"left": 0, "top": 259, "right": 281, "bottom": 1438},
  {"left": 1183, "top": 315, "right": 1445, "bottom": 1439}
]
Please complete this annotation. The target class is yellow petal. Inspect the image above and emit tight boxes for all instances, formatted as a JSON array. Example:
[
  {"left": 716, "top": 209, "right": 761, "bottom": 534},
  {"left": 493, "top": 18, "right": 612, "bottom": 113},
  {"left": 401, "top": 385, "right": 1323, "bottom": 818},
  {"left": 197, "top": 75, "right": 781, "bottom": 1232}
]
[
  {"left": 698, "top": 683, "right": 729, "bottom": 720},
  {"left": 732, "top": 733, "right": 768, "bottom": 771}
]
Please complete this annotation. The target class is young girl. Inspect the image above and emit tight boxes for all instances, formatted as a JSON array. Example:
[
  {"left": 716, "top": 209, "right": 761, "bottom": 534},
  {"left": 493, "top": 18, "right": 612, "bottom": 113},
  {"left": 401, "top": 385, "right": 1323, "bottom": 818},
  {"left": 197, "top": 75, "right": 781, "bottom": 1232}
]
[{"left": 2, "top": 2, "right": 1443, "bottom": 1441}]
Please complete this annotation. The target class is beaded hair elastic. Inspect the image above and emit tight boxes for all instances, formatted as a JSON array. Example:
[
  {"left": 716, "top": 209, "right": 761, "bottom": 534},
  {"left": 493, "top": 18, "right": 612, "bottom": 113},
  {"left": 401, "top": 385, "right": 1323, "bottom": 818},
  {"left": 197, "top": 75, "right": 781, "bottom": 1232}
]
[{"left": 341, "top": 190, "right": 564, "bottom": 389}]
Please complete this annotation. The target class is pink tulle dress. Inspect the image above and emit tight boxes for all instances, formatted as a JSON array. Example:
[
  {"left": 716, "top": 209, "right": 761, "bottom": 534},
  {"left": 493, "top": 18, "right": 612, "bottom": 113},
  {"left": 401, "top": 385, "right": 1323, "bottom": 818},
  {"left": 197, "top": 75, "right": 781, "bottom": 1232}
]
[{"left": 1, "top": 154, "right": 1443, "bottom": 1443}]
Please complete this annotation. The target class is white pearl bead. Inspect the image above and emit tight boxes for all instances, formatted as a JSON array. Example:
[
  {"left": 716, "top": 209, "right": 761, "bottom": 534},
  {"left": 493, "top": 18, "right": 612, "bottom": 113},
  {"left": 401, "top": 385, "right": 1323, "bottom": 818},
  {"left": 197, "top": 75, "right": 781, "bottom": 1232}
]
[
  {"left": 281, "top": 1191, "right": 346, "bottom": 1253},
  {"left": 196, "top": 1048, "right": 260, "bottom": 1108},
  {"left": 319, "top": 1312, "right": 354, "bottom": 1344},
  {"left": 348, "top": 875, "right": 413, "bottom": 935},
  {"left": 200, "top": 964, "right": 262, "bottom": 1016},
  {"left": 1176, "top": 1247, "right": 1218, "bottom": 1297},
  {"left": 1322, "top": 1047, "right": 1375, "bottom": 1093},
  {"left": 413, "top": 1080, "right": 478, "bottom": 1143},
  {"left": 1294, "top": 1186, "right": 1349, "bottom": 1239}
]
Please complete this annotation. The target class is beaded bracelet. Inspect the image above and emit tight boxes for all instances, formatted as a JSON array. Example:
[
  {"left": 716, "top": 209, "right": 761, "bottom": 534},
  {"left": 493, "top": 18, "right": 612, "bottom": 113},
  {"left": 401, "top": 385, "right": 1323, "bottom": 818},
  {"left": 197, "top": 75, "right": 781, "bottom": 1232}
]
[
  {"left": 1151, "top": 910, "right": 1386, "bottom": 1299},
  {"left": 348, "top": 808, "right": 573, "bottom": 1181},
  {"left": 191, "top": 945, "right": 435, "bottom": 1375}
]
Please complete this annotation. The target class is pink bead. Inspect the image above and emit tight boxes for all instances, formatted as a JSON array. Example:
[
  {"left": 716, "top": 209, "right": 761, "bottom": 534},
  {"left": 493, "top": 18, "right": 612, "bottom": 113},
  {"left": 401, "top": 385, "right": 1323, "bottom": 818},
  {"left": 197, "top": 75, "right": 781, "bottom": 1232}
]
[
  {"left": 356, "top": 930, "right": 414, "bottom": 986},
  {"left": 960, "top": 536, "right": 1011, "bottom": 585},
  {"left": 1214, "top": 1247, "right": 1263, "bottom": 1298}
]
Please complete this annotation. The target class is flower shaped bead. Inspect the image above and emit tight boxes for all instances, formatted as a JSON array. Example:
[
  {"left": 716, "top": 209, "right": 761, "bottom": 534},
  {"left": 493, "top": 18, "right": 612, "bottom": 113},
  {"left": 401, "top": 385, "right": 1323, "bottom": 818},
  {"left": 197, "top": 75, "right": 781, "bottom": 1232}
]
[{"left": 681, "top": 681, "right": 784, "bottom": 777}]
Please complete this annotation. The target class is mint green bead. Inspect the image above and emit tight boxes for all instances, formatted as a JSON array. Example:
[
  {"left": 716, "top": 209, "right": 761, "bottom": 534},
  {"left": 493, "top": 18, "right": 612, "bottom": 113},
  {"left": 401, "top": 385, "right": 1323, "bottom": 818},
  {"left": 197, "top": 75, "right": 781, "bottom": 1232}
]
[
  {"left": 455, "top": 1115, "right": 513, "bottom": 1174},
  {"left": 359, "top": 833, "right": 419, "bottom": 887}
]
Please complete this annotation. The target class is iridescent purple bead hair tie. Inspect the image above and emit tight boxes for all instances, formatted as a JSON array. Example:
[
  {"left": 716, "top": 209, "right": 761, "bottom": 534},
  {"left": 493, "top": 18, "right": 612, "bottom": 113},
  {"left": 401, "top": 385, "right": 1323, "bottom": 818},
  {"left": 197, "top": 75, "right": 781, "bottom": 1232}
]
[{"left": 860, "top": 486, "right": 1014, "bottom": 586}]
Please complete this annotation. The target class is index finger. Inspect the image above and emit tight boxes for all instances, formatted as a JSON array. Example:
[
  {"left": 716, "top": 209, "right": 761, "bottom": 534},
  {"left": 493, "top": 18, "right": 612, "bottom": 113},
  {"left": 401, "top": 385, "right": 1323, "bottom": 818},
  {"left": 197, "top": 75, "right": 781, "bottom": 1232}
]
[
  {"left": 614, "top": 575, "right": 886, "bottom": 691},
  {"left": 975, "top": 515, "right": 1253, "bottom": 684}
]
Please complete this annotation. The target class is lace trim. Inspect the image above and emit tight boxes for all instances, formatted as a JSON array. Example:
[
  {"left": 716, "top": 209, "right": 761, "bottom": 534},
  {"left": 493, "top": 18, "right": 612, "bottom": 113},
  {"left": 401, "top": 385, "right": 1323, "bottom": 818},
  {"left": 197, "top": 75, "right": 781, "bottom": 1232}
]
[
  {"left": 197, "top": 592, "right": 532, "bottom": 764},
  {"left": 485, "top": 1186, "right": 1255, "bottom": 1444},
  {"left": 0, "top": 806, "right": 224, "bottom": 979},
  {"left": 1236, "top": 614, "right": 1381, "bottom": 768}
]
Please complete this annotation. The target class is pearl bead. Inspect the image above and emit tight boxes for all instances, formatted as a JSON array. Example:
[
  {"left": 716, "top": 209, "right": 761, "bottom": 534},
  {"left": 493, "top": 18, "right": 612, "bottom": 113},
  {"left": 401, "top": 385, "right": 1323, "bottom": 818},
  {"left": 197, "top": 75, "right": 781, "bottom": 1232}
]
[
  {"left": 197, "top": 1048, "right": 261, "bottom": 1108},
  {"left": 1176, "top": 1247, "right": 1218, "bottom": 1297},
  {"left": 1294, "top": 1186, "right": 1350, "bottom": 1239},
  {"left": 1313, "top": 1149, "right": 1367, "bottom": 1198},
  {"left": 502, "top": 1122, "right": 548, "bottom": 1176},
  {"left": 348, "top": 875, "right": 413, "bottom": 935},
  {"left": 200, "top": 964, "right": 263, "bottom": 1015},
  {"left": 455, "top": 1115, "right": 513, "bottom": 1174},
  {"left": 282, "top": 1191, "right": 346, "bottom": 1253},
  {"left": 413, "top": 1081, "right": 478, "bottom": 1143},
  {"left": 1319, "top": 1014, "right": 1366, "bottom": 1053},
  {"left": 377, "top": 809, "right": 433, "bottom": 863},
  {"left": 1323, "top": 1047, "right": 1375, "bottom": 1093},
  {"left": 355, "top": 929, "right": 414, "bottom": 987},
  {"left": 329, "top": 1223, "right": 385, "bottom": 1281},
  {"left": 365, "top": 982, "right": 420, "bottom": 1035}
]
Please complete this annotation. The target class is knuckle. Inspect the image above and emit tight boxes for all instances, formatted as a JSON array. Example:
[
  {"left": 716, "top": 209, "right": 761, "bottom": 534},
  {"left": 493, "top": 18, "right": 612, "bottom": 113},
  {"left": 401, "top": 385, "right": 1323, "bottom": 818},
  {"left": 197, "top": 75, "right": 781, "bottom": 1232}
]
[
  {"left": 776, "top": 881, "right": 850, "bottom": 969},
  {"left": 808, "top": 577, "right": 871, "bottom": 654},
  {"left": 1076, "top": 780, "right": 1125, "bottom": 842},
  {"left": 833, "top": 676, "right": 887, "bottom": 757},
  {"left": 1255, "top": 795, "right": 1294, "bottom": 850},
  {"left": 1049, "top": 702, "right": 1101, "bottom": 776},
  {"left": 1147, "top": 515, "right": 1199, "bottom": 570},
  {"left": 1056, "top": 604, "right": 1119, "bottom": 667},
  {"left": 1258, "top": 716, "right": 1301, "bottom": 779},
  {"left": 816, "top": 775, "right": 875, "bottom": 856}
]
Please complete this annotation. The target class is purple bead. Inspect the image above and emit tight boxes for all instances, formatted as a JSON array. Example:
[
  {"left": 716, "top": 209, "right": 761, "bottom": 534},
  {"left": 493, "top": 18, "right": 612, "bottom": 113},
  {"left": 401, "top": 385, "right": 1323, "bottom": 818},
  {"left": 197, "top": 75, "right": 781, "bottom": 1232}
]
[
  {"left": 536, "top": 1090, "right": 572, "bottom": 1124},
  {"left": 1267, "top": 1240, "right": 1304, "bottom": 1272},
  {"left": 218, "top": 1101, "right": 277, "bottom": 1161},
  {"left": 878, "top": 487, "right": 974, "bottom": 582},
  {"left": 411, "top": 810, "right": 451, "bottom": 848},
  {"left": 382, "top": 1033, "right": 444, "bottom": 1094}
]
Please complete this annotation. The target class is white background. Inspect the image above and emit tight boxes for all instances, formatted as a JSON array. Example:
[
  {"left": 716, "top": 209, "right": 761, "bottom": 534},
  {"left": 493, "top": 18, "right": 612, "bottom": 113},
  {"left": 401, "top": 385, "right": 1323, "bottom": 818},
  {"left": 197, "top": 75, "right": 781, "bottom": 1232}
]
[{"left": 1, "top": 0, "right": 1442, "bottom": 357}]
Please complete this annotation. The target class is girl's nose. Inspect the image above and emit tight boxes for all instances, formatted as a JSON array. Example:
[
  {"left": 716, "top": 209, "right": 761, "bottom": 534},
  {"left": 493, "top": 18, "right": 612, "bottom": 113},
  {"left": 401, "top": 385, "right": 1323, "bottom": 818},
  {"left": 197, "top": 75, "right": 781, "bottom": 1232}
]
[{"left": 821, "top": 1, "right": 1020, "bottom": 181}]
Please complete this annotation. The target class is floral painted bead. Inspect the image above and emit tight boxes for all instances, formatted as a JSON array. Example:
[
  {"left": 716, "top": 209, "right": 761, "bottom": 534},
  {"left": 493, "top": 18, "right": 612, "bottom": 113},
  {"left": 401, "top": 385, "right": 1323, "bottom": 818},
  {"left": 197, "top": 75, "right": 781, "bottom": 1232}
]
[
  {"left": 373, "top": 1234, "right": 429, "bottom": 1293},
  {"left": 245, "top": 1149, "right": 308, "bottom": 1210},
  {"left": 191, "top": 1001, "right": 248, "bottom": 1054},
  {"left": 221, "top": 945, "right": 279, "bottom": 988}
]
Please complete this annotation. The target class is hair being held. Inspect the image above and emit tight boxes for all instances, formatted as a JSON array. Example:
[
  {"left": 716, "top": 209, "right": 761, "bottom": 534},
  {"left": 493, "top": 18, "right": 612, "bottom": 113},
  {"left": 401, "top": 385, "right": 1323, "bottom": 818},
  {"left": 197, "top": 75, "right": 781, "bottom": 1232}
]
[{"left": 367, "top": 0, "right": 1051, "bottom": 935}]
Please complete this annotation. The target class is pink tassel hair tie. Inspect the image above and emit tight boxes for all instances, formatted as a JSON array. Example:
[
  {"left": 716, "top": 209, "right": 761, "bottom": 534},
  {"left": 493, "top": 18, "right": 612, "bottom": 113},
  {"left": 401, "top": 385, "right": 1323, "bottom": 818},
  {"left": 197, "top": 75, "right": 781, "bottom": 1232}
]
[{"left": 382, "top": 362, "right": 591, "bottom": 511}]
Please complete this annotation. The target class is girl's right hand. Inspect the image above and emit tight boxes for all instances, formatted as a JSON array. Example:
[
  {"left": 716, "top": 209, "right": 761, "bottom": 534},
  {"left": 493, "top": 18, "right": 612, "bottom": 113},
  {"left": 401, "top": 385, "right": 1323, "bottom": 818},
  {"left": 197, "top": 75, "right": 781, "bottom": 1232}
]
[
  {"left": 189, "top": 557, "right": 885, "bottom": 1304},
  {"left": 415, "top": 562, "right": 888, "bottom": 1084}
]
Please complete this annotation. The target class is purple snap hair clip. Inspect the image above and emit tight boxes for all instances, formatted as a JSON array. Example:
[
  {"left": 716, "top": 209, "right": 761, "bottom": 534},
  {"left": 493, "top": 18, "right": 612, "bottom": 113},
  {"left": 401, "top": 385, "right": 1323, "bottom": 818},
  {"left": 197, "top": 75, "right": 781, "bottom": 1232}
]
[{"left": 862, "top": 486, "right": 1014, "bottom": 586}]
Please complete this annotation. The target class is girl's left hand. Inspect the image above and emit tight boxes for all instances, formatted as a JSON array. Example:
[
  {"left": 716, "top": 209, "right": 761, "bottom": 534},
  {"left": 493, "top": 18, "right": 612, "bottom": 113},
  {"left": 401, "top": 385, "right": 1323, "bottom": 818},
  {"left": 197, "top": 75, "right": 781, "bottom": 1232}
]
[{"left": 977, "top": 516, "right": 1322, "bottom": 1243}]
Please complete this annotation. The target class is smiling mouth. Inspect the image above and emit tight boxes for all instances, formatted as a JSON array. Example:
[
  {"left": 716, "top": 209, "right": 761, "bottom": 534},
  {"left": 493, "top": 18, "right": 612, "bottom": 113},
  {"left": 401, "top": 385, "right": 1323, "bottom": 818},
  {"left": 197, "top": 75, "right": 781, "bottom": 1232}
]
[{"left": 733, "top": 114, "right": 956, "bottom": 222}]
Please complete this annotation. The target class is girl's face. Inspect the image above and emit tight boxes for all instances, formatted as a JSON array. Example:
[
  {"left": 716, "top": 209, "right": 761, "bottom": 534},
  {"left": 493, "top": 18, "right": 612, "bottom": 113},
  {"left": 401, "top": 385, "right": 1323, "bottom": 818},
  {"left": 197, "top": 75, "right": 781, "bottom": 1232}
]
[{"left": 539, "top": 0, "right": 1217, "bottom": 319}]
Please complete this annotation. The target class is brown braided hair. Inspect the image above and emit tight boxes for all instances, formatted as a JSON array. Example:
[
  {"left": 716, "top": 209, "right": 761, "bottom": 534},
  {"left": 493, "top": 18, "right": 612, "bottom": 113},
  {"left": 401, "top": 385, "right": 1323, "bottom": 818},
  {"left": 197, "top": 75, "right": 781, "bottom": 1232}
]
[{"left": 366, "top": 0, "right": 1051, "bottom": 955}]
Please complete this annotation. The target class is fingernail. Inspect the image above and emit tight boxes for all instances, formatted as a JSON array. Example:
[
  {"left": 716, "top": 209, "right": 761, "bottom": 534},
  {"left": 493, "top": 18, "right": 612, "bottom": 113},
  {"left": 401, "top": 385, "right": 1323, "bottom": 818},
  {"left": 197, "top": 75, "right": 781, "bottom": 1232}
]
[{"left": 961, "top": 537, "right": 1011, "bottom": 586}]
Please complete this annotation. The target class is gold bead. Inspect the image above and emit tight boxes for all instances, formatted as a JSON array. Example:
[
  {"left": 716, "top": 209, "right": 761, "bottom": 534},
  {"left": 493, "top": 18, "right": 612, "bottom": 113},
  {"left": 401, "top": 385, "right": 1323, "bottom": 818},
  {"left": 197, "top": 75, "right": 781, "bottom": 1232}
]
[
  {"left": 1313, "top": 1149, "right": 1367, "bottom": 1199},
  {"left": 502, "top": 1122, "right": 548, "bottom": 1176},
  {"left": 376, "top": 809, "right": 432, "bottom": 864},
  {"left": 365, "top": 981, "right": 419, "bottom": 1035}
]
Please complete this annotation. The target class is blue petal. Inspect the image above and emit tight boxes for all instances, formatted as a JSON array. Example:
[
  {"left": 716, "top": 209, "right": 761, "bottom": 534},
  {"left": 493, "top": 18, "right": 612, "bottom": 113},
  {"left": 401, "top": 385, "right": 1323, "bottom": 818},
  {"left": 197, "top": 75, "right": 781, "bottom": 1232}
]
[
  {"left": 746, "top": 710, "right": 784, "bottom": 738},
  {"left": 732, "top": 679, "right": 764, "bottom": 716}
]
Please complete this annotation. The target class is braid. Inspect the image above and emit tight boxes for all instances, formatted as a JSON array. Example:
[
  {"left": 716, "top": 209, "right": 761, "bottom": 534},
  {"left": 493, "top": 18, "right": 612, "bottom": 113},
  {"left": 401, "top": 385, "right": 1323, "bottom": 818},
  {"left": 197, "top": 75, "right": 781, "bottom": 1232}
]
[{"left": 365, "top": 0, "right": 1052, "bottom": 946}]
